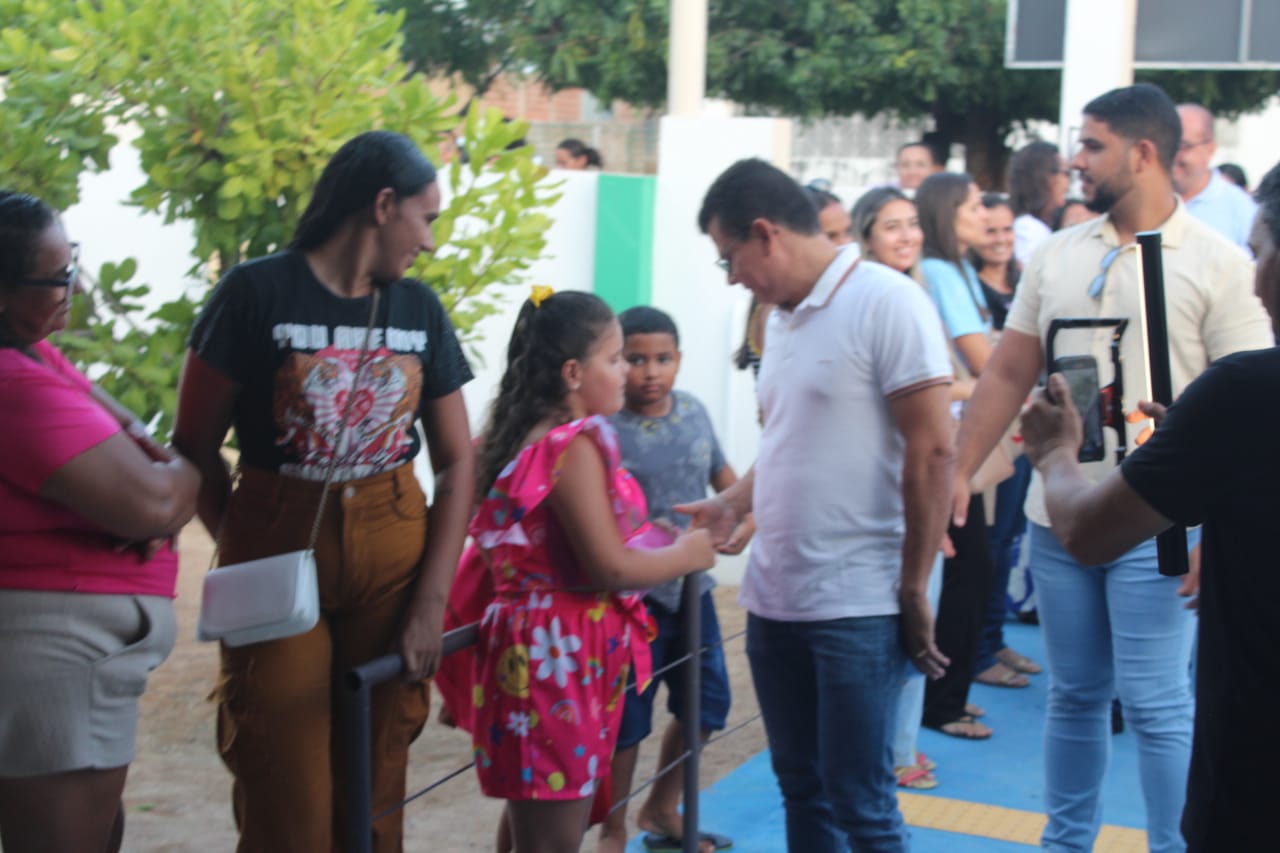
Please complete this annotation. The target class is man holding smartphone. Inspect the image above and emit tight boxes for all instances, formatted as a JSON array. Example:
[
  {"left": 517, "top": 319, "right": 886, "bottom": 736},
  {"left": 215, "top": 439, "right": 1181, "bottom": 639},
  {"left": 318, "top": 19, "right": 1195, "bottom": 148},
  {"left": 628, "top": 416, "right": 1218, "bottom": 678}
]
[
  {"left": 952, "top": 84, "right": 1272, "bottom": 853},
  {"left": 1019, "top": 161, "right": 1279, "bottom": 853}
]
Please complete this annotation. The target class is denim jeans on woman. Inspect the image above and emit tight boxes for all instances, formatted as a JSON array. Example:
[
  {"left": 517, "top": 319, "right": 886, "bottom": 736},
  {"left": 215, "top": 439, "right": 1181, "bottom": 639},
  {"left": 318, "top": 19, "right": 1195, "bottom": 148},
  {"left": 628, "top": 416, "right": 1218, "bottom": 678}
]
[
  {"left": 747, "top": 612, "right": 908, "bottom": 853},
  {"left": 892, "top": 553, "right": 943, "bottom": 769},
  {"left": 1028, "top": 524, "right": 1194, "bottom": 853}
]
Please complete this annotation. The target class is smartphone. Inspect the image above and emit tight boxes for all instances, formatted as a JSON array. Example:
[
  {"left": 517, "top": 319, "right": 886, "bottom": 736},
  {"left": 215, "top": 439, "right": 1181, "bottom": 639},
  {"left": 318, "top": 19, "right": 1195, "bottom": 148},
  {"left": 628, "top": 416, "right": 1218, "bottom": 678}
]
[{"left": 1051, "top": 355, "right": 1106, "bottom": 463}]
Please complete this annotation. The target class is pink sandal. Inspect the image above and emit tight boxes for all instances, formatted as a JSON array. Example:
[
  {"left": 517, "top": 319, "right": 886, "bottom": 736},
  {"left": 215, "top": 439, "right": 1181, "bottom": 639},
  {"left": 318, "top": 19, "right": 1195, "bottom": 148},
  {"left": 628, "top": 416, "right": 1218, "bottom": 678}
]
[{"left": 895, "top": 764, "right": 939, "bottom": 789}]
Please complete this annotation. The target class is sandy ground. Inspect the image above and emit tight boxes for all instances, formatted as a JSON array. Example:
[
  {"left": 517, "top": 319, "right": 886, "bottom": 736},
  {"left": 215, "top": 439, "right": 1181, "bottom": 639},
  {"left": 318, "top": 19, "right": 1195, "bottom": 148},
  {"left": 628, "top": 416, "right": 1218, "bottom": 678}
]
[{"left": 121, "top": 525, "right": 767, "bottom": 852}]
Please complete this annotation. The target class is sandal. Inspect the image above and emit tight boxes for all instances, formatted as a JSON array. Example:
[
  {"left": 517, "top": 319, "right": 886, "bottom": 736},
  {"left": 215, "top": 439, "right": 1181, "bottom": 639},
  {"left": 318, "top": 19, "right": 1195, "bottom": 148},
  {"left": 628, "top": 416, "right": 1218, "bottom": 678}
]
[
  {"left": 895, "top": 764, "right": 939, "bottom": 789},
  {"left": 916, "top": 752, "right": 937, "bottom": 772},
  {"left": 996, "top": 647, "right": 1042, "bottom": 674},
  {"left": 975, "top": 662, "right": 1030, "bottom": 688},
  {"left": 936, "top": 714, "right": 992, "bottom": 740}
]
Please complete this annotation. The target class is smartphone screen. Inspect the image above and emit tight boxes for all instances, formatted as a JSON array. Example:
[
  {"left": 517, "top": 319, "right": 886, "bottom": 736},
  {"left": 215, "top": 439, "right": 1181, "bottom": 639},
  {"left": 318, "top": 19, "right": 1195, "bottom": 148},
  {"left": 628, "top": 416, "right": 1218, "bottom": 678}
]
[{"left": 1052, "top": 355, "right": 1106, "bottom": 463}]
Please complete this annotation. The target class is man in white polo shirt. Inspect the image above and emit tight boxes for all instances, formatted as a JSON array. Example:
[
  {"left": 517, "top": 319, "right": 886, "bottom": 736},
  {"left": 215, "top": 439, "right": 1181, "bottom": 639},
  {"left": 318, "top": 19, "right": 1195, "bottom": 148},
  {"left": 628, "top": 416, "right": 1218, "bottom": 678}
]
[
  {"left": 952, "top": 84, "right": 1272, "bottom": 853},
  {"left": 680, "top": 159, "right": 954, "bottom": 852}
]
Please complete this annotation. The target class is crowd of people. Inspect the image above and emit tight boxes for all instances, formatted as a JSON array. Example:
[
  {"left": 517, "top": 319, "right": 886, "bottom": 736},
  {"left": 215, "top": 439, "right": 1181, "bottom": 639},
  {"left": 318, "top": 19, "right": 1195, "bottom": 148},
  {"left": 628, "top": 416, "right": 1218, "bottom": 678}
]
[{"left": 1, "top": 79, "right": 1277, "bottom": 853}]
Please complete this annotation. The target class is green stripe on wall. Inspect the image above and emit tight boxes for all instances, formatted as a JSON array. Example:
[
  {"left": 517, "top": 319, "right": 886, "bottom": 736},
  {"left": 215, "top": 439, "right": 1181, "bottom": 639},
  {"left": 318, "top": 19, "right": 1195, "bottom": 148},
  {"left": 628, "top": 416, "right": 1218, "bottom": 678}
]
[{"left": 593, "top": 174, "right": 656, "bottom": 311}]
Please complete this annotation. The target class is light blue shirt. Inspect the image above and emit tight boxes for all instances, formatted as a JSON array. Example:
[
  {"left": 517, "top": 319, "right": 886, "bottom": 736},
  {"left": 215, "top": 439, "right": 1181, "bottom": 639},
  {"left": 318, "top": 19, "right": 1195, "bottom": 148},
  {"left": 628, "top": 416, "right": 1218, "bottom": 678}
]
[
  {"left": 920, "top": 257, "right": 991, "bottom": 340},
  {"left": 1185, "top": 170, "right": 1258, "bottom": 253}
]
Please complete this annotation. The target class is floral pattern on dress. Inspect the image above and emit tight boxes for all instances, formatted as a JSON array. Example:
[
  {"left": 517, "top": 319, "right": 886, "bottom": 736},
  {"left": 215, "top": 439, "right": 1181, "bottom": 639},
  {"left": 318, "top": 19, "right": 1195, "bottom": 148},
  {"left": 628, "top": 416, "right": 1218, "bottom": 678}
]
[{"left": 447, "top": 416, "right": 658, "bottom": 804}]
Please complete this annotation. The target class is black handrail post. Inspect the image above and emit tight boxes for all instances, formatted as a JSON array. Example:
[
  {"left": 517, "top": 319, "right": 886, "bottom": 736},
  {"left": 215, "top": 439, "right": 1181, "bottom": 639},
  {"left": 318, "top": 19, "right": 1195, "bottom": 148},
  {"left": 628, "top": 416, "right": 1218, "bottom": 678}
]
[
  {"left": 344, "top": 679, "right": 375, "bottom": 853},
  {"left": 680, "top": 574, "right": 702, "bottom": 853},
  {"left": 1137, "top": 230, "right": 1190, "bottom": 577},
  {"left": 343, "top": 653, "right": 405, "bottom": 853}
]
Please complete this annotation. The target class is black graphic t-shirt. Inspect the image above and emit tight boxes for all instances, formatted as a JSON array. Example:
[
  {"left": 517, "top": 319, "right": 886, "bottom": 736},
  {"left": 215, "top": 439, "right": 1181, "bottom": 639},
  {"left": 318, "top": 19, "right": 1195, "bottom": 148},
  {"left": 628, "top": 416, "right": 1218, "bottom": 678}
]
[{"left": 191, "top": 251, "right": 473, "bottom": 480}]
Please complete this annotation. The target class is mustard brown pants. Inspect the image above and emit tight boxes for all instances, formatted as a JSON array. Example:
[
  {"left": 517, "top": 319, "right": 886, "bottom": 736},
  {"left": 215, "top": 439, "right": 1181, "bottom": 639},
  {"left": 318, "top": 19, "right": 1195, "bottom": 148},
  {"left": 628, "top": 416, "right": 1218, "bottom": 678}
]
[{"left": 215, "top": 464, "right": 431, "bottom": 853}]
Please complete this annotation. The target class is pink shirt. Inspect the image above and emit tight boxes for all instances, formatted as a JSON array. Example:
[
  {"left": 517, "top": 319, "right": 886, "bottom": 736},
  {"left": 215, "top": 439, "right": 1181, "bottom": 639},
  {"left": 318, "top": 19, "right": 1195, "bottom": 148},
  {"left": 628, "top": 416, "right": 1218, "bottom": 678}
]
[{"left": 0, "top": 340, "right": 178, "bottom": 597}]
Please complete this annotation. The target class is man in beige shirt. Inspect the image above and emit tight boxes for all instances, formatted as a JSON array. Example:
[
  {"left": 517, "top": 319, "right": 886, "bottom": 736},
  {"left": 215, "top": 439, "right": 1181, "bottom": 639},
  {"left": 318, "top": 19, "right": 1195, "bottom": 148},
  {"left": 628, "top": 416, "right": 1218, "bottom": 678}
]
[{"left": 952, "top": 84, "right": 1272, "bottom": 853}]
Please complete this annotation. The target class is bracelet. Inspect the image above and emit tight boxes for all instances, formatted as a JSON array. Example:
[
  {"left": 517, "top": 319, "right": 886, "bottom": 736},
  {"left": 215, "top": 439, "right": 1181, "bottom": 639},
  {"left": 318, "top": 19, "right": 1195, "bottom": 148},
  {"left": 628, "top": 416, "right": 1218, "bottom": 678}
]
[{"left": 125, "top": 420, "right": 150, "bottom": 439}]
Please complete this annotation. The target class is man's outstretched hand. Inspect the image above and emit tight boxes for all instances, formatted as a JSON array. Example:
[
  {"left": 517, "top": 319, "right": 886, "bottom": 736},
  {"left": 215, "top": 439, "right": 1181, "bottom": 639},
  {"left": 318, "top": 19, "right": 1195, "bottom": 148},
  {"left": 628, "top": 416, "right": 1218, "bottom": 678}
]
[{"left": 674, "top": 496, "right": 738, "bottom": 550}]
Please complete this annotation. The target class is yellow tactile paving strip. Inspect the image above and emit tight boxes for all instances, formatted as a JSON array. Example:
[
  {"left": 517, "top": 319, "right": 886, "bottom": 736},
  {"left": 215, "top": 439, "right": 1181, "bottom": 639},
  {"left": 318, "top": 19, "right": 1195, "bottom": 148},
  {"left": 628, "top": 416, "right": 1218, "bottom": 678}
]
[{"left": 899, "top": 792, "right": 1149, "bottom": 852}]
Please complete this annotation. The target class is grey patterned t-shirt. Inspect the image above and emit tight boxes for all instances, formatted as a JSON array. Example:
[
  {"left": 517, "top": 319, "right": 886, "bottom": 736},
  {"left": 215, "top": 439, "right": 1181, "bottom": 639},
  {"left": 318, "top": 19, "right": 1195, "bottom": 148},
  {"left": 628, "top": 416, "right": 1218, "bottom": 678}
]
[{"left": 611, "top": 390, "right": 727, "bottom": 611}]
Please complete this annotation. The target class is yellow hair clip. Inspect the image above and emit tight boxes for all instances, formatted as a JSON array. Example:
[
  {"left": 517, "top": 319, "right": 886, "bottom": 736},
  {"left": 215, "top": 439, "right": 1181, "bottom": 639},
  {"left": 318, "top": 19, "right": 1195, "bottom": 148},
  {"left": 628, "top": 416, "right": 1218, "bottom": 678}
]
[{"left": 530, "top": 284, "right": 554, "bottom": 308}]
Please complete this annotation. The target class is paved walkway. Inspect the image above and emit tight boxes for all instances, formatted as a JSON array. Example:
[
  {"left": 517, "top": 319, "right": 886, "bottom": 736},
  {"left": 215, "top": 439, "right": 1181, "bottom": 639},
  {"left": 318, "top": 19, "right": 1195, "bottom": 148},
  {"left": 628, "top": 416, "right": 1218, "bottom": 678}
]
[{"left": 627, "top": 622, "right": 1151, "bottom": 852}]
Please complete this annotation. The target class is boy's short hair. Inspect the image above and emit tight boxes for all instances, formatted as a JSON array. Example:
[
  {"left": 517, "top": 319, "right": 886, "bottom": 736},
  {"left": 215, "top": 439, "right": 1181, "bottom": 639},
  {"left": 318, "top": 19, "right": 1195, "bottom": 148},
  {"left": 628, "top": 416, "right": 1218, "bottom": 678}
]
[{"left": 618, "top": 305, "right": 680, "bottom": 348}]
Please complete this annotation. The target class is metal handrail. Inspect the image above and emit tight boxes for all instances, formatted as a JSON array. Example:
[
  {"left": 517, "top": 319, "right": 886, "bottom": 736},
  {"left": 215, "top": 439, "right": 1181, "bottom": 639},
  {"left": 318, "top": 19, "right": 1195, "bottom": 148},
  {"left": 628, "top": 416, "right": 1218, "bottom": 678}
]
[{"left": 342, "top": 581, "right": 713, "bottom": 853}]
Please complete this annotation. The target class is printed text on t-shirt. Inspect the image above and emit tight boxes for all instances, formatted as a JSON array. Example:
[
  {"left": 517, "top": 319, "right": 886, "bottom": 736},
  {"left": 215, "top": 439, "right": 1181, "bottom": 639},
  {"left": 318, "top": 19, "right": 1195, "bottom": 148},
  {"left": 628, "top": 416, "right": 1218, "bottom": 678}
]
[{"left": 272, "top": 323, "right": 428, "bottom": 353}]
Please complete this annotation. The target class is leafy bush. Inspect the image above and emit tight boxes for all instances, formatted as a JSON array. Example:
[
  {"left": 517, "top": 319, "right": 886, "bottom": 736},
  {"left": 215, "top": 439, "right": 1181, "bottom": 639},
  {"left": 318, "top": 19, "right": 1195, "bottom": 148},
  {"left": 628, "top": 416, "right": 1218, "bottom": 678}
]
[{"left": 1, "top": 0, "right": 556, "bottom": 438}]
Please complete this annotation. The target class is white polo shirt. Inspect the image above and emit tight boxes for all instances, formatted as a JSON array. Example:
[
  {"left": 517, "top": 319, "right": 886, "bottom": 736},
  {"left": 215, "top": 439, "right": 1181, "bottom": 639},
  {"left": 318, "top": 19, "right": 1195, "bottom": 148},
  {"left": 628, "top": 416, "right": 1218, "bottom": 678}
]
[
  {"left": 1006, "top": 198, "right": 1273, "bottom": 527},
  {"left": 741, "top": 248, "right": 952, "bottom": 622}
]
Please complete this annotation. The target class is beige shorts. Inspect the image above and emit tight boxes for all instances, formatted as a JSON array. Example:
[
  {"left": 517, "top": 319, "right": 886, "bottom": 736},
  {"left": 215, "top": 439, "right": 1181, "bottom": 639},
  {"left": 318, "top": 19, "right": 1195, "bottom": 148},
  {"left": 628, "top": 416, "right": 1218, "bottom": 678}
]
[{"left": 0, "top": 590, "right": 176, "bottom": 778}]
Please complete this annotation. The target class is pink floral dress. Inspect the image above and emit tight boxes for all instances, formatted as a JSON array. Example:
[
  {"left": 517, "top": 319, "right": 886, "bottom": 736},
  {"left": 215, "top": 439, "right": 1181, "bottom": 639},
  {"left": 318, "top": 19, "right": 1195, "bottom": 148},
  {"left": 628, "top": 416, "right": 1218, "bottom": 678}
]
[{"left": 466, "top": 416, "right": 657, "bottom": 803}]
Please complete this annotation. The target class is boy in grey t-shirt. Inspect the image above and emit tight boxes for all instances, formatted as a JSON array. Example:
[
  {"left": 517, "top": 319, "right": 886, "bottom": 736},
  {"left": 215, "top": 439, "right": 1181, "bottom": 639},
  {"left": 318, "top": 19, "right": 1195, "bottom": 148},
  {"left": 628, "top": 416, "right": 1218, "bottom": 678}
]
[{"left": 599, "top": 307, "right": 753, "bottom": 853}]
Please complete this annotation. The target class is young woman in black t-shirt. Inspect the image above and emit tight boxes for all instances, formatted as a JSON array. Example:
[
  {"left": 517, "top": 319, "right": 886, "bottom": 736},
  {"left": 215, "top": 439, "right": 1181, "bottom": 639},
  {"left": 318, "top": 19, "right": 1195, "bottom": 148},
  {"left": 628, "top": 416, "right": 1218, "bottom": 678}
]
[{"left": 173, "top": 131, "right": 475, "bottom": 853}]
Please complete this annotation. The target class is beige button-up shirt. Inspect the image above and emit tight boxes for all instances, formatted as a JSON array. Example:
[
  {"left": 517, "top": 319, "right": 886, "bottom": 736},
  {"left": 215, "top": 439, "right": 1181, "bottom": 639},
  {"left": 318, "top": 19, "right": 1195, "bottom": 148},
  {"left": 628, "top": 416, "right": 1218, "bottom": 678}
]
[{"left": 1005, "top": 198, "right": 1273, "bottom": 527}]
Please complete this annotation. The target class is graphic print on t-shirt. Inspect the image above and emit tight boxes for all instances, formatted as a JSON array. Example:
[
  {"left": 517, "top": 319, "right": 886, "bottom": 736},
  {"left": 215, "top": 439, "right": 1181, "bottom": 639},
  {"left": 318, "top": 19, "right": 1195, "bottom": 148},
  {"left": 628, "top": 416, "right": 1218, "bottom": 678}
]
[{"left": 274, "top": 344, "right": 423, "bottom": 480}]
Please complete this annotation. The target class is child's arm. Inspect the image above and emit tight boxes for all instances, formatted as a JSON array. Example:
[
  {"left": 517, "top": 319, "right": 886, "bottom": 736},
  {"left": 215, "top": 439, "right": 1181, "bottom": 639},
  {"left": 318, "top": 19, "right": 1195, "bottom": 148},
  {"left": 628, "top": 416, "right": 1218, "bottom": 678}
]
[
  {"left": 710, "top": 463, "right": 755, "bottom": 555},
  {"left": 549, "top": 434, "right": 716, "bottom": 590}
]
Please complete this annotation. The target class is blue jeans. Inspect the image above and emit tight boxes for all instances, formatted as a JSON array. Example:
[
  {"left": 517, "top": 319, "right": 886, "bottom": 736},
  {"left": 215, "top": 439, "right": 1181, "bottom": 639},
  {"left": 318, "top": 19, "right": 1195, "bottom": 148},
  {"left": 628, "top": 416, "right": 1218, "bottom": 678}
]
[
  {"left": 747, "top": 612, "right": 908, "bottom": 853},
  {"left": 1029, "top": 525, "right": 1194, "bottom": 853},
  {"left": 616, "top": 590, "right": 732, "bottom": 749},
  {"left": 892, "top": 554, "right": 942, "bottom": 769},
  {"left": 976, "top": 456, "right": 1032, "bottom": 672}
]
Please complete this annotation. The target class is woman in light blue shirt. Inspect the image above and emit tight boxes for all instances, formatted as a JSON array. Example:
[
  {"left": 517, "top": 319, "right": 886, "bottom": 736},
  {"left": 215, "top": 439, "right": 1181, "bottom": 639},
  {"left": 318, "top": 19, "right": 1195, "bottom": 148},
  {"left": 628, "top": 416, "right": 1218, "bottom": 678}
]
[{"left": 916, "top": 172, "right": 1003, "bottom": 740}]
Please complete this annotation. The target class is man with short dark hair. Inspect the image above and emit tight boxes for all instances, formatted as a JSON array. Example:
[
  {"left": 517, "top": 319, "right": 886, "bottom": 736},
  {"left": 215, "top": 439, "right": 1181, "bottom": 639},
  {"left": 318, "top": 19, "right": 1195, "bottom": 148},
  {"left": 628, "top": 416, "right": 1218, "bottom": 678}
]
[
  {"left": 1018, "top": 159, "right": 1280, "bottom": 853},
  {"left": 952, "top": 84, "right": 1273, "bottom": 853},
  {"left": 682, "top": 158, "right": 955, "bottom": 852},
  {"left": 1173, "top": 103, "right": 1258, "bottom": 251}
]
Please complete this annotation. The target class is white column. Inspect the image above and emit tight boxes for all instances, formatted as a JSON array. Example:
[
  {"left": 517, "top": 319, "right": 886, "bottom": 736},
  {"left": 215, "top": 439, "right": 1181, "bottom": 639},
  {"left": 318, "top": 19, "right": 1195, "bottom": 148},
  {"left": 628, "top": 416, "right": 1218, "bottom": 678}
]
[
  {"left": 1058, "top": 0, "right": 1137, "bottom": 154},
  {"left": 667, "top": 0, "right": 707, "bottom": 117}
]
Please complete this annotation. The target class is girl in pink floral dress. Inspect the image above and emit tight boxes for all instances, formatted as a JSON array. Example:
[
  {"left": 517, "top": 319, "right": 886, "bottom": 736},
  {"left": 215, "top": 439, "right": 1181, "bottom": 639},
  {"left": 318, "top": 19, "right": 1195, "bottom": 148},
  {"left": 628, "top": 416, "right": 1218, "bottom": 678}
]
[{"left": 463, "top": 290, "right": 714, "bottom": 852}]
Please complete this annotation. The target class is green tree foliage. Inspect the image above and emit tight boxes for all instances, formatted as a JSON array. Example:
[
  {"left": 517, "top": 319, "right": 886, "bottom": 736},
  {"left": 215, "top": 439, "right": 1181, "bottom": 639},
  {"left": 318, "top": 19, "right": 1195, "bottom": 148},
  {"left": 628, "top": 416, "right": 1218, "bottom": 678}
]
[
  {"left": 0, "top": 0, "right": 115, "bottom": 210},
  {"left": 383, "top": 0, "right": 524, "bottom": 96},
  {"left": 1, "top": 0, "right": 555, "bottom": 438},
  {"left": 491, "top": 0, "right": 1280, "bottom": 187}
]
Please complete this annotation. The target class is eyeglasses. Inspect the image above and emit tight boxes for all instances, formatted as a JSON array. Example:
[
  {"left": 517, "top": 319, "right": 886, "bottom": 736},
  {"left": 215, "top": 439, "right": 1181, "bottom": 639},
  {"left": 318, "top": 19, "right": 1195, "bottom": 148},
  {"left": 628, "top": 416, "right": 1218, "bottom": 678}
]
[
  {"left": 19, "top": 243, "right": 80, "bottom": 288},
  {"left": 1088, "top": 245, "right": 1123, "bottom": 300}
]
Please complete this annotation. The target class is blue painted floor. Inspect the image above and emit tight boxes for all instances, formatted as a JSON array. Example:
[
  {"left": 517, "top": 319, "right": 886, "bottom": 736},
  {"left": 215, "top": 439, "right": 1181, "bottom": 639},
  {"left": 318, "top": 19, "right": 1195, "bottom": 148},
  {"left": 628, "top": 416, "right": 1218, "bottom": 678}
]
[{"left": 626, "top": 622, "right": 1149, "bottom": 852}]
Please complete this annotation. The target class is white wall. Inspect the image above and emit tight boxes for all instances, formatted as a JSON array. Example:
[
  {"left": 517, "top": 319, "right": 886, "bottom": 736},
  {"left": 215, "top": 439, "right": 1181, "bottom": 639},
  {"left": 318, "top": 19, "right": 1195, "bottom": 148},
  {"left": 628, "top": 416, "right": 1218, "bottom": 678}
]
[
  {"left": 647, "top": 116, "right": 793, "bottom": 585},
  {"left": 62, "top": 123, "right": 204, "bottom": 311},
  {"left": 1216, "top": 95, "right": 1280, "bottom": 190},
  {"left": 456, "top": 169, "right": 600, "bottom": 432}
]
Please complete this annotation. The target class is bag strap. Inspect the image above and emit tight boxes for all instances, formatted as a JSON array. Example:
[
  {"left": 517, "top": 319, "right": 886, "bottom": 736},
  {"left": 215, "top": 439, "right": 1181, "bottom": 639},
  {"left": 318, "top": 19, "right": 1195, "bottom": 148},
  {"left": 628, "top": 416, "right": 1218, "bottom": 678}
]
[
  {"left": 303, "top": 286, "right": 382, "bottom": 552},
  {"left": 209, "top": 287, "right": 382, "bottom": 568}
]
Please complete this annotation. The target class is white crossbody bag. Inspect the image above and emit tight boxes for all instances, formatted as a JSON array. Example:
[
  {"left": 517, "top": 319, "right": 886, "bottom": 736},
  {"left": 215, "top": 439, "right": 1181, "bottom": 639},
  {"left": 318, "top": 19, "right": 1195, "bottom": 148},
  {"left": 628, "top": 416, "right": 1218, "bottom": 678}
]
[{"left": 197, "top": 288, "right": 381, "bottom": 647}]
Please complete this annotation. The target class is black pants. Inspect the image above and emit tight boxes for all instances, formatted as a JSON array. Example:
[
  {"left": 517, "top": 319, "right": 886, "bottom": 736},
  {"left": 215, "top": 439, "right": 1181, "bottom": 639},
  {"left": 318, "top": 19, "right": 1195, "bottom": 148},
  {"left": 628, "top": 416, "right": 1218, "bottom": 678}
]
[{"left": 923, "top": 494, "right": 993, "bottom": 728}]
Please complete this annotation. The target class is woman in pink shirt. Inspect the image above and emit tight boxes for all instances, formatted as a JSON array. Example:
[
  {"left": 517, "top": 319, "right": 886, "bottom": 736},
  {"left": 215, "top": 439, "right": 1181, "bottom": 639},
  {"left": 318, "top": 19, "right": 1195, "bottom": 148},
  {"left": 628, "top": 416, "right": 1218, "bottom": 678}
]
[{"left": 0, "top": 191, "right": 200, "bottom": 853}]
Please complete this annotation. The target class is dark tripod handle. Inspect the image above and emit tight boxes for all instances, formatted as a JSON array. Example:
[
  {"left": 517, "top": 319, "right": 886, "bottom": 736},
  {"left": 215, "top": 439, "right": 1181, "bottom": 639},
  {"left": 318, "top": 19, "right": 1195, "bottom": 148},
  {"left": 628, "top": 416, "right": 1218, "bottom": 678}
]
[{"left": 1137, "top": 231, "right": 1189, "bottom": 577}]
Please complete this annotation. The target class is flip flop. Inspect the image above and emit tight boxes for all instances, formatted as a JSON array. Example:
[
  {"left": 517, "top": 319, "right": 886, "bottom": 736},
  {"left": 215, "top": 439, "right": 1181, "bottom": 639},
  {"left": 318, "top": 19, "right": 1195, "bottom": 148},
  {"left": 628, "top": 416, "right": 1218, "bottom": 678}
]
[
  {"left": 916, "top": 751, "right": 937, "bottom": 772},
  {"left": 895, "top": 764, "right": 939, "bottom": 789},
  {"left": 934, "top": 714, "right": 993, "bottom": 740},
  {"left": 996, "top": 647, "right": 1042, "bottom": 674},
  {"left": 975, "top": 662, "right": 1030, "bottom": 688},
  {"left": 642, "top": 832, "right": 734, "bottom": 852}
]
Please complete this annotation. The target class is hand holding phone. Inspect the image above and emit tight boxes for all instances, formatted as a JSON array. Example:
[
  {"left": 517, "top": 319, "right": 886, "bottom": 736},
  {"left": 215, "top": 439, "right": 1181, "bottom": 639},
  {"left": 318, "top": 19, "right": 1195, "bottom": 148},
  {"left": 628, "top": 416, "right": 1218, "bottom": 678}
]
[
  {"left": 1050, "top": 355, "right": 1106, "bottom": 462},
  {"left": 1023, "top": 374, "right": 1085, "bottom": 469}
]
